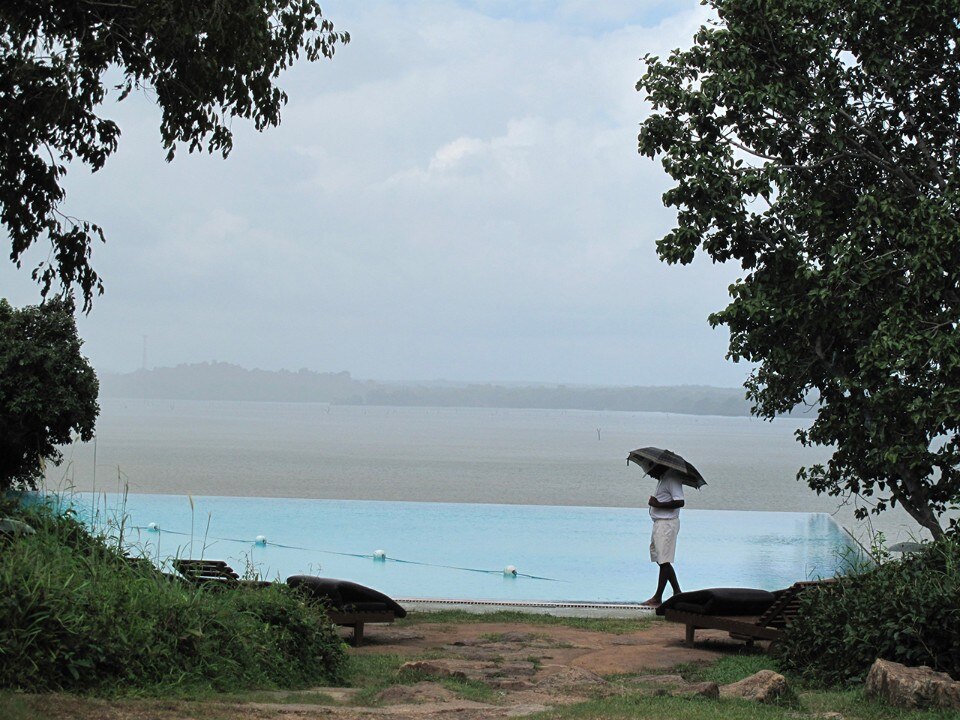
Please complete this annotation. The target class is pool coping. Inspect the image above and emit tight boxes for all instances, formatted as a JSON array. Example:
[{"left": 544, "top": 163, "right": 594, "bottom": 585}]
[{"left": 396, "top": 597, "right": 657, "bottom": 618}]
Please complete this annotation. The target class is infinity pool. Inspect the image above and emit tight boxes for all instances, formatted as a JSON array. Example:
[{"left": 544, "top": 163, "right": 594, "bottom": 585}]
[{"left": 74, "top": 494, "right": 853, "bottom": 603}]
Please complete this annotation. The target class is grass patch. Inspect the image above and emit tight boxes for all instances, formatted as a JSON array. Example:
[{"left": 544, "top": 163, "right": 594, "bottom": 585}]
[
  {"left": 682, "top": 655, "right": 780, "bottom": 685},
  {"left": 346, "top": 648, "right": 515, "bottom": 705},
  {"left": 342, "top": 652, "right": 414, "bottom": 699},
  {"left": 0, "top": 692, "right": 36, "bottom": 720},
  {"left": 210, "top": 689, "right": 342, "bottom": 705},
  {"left": 526, "top": 691, "right": 960, "bottom": 720},
  {"left": 799, "top": 689, "right": 960, "bottom": 719},
  {"left": 399, "top": 610, "right": 651, "bottom": 634},
  {"left": 529, "top": 693, "right": 789, "bottom": 719},
  {"left": 341, "top": 652, "right": 501, "bottom": 706},
  {"left": 0, "top": 499, "right": 347, "bottom": 695},
  {"left": 440, "top": 677, "right": 499, "bottom": 704},
  {"left": 587, "top": 655, "right": 957, "bottom": 720}
]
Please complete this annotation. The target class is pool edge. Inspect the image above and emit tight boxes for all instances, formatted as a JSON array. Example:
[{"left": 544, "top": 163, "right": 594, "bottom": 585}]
[{"left": 396, "top": 598, "right": 656, "bottom": 618}]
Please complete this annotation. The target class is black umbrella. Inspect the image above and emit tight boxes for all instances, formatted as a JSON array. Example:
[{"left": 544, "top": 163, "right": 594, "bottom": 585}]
[{"left": 627, "top": 446, "right": 707, "bottom": 489}]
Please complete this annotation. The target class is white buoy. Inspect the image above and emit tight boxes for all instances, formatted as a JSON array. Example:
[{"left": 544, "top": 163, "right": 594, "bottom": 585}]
[
  {"left": 504, "top": 565, "right": 517, "bottom": 576},
  {"left": 147, "top": 522, "right": 159, "bottom": 532},
  {"left": 255, "top": 535, "right": 267, "bottom": 546},
  {"left": 373, "top": 549, "right": 386, "bottom": 561}
]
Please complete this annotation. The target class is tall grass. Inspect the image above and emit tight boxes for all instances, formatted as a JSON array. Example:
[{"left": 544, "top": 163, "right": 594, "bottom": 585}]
[{"left": 0, "top": 499, "right": 346, "bottom": 694}]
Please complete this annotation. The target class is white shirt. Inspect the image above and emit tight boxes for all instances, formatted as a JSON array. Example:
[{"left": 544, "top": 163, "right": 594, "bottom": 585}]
[{"left": 649, "top": 471, "right": 685, "bottom": 520}]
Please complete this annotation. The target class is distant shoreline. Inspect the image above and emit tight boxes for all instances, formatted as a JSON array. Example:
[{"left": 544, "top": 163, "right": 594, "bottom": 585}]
[{"left": 99, "top": 362, "right": 755, "bottom": 417}]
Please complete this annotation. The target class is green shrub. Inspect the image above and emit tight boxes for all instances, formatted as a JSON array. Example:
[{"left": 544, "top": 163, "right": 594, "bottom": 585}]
[
  {"left": 777, "top": 538, "right": 960, "bottom": 686},
  {"left": 0, "top": 502, "right": 346, "bottom": 693}
]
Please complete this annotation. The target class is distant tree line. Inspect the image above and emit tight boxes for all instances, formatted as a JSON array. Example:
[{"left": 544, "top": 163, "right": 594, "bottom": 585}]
[
  {"left": 363, "top": 383, "right": 752, "bottom": 416},
  {"left": 99, "top": 363, "right": 369, "bottom": 404},
  {"left": 99, "top": 362, "right": 754, "bottom": 416}
]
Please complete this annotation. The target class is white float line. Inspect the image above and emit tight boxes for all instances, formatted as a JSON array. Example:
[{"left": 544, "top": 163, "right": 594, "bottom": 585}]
[{"left": 131, "top": 524, "right": 563, "bottom": 582}]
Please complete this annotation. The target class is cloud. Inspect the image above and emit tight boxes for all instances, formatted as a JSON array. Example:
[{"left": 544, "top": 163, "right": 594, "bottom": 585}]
[
  {"left": 429, "top": 136, "right": 487, "bottom": 173},
  {"left": 0, "top": 0, "right": 745, "bottom": 386}
]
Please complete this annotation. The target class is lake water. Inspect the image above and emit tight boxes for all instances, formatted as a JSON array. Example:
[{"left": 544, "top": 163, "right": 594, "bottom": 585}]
[{"left": 51, "top": 399, "right": 923, "bottom": 547}]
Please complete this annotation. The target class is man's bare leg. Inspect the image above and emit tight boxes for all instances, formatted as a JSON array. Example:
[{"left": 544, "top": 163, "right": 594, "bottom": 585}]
[{"left": 642, "top": 563, "right": 681, "bottom": 607}]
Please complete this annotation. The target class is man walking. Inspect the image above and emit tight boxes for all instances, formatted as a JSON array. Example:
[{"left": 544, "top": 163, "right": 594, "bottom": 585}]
[{"left": 642, "top": 463, "right": 684, "bottom": 608}]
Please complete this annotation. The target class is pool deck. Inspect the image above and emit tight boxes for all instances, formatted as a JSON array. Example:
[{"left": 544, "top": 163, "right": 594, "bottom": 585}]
[{"left": 397, "top": 597, "right": 657, "bottom": 618}]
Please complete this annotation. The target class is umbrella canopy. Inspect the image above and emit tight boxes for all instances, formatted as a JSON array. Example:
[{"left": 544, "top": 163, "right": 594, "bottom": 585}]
[{"left": 627, "top": 447, "right": 707, "bottom": 489}]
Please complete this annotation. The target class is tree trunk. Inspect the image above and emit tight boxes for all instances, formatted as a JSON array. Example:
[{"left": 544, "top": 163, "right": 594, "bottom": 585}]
[
  {"left": 902, "top": 504, "right": 945, "bottom": 541},
  {"left": 894, "top": 483, "right": 945, "bottom": 540}
]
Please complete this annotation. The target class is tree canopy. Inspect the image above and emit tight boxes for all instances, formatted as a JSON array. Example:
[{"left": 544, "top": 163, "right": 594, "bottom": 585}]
[
  {"left": 638, "top": 0, "right": 960, "bottom": 537},
  {"left": 1, "top": 1, "right": 348, "bottom": 310},
  {"left": 0, "top": 298, "right": 99, "bottom": 492}
]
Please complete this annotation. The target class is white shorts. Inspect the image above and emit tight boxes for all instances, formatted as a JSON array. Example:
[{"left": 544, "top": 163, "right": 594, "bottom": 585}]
[{"left": 650, "top": 518, "right": 680, "bottom": 564}]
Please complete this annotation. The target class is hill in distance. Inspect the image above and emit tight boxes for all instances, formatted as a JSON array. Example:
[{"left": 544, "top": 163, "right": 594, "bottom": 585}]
[{"left": 98, "top": 362, "right": 754, "bottom": 417}]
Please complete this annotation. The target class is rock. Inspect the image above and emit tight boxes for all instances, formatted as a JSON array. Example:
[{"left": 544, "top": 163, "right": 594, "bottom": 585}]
[
  {"left": 719, "top": 670, "right": 789, "bottom": 703},
  {"left": 864, "top": 658, "right": 960, "bottom": 710},
  {"left": 504, "top": 704, "right": 551, "bottom": 716},
  {"left": 625, "top": 674, "right": 718, "bottom": 699},
  {"left": 497, "top": 632, "right": 540, "bottom": 644},
  {"left": 443, "top": 645, "right": 509, "bottom": 661},
  {"left": 398, "top": 658, "right": 536, "bottom": 683},
  {"left": 534, "top": 667, "right": 609, "bottom": 692},
  {"left": 489, "top": 678, "right": 535, "bottom": 690},
  {"left": 495, "top": 661, "right": 538, "bottom": 678},
  {"left": 671, "top": 681, "right": 720, "bottom": 699},
  {"left": 532, "top": 667, "right": 617, "bottom": 699},
  {"left": 399, "top": 659, "right": 476, "bottom": 680},
  {"left": 375, "top": 682, "right": 456, "bottom": 704},
  {"left": 466, "top": 631, "right": 563, "bottom": 649}
]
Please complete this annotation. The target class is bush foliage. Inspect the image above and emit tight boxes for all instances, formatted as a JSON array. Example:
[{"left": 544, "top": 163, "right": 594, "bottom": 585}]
[
  {"left": 0, "top": 501, "right": 346, "bottom": 693},
  {"left": 0, "top": 298, "right": 99, "bottom": 492},
  {"left": 777, "top": 538, "right": 960, "bottom": 686}
]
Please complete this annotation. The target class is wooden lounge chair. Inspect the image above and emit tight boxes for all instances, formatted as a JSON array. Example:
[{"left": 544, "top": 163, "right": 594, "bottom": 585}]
[
  {"left": 287, "top": 575, "right": 407, "bottom": 646},
  {"left": 173, "top": 559, "right": 272, "bottom": 589},
  {"left": 658, "top": 579, "right": 834, "bottom": 649}
]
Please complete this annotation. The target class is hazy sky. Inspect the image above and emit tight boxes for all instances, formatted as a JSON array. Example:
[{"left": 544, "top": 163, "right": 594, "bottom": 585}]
[{"left": 1, "top": 0, "right": 750, "bottom": 387}]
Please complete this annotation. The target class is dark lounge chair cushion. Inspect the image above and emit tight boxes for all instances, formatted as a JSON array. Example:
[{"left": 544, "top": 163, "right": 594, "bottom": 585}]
[
  {"left": 286, "top": 576, "right": 407, "bottom": 618},
  {"left": 655, "top": 587, "right": 775, "bottom": 617}
]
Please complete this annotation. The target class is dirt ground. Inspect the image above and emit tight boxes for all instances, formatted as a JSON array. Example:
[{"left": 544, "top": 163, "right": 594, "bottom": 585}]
[{"left": 16, "top": 619, "right": 759, "bottom": 720}]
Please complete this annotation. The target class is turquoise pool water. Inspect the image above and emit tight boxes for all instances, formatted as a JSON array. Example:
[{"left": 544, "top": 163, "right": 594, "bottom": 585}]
[{"left": 76, "top": 494, "right": 853, "bottom": 603}]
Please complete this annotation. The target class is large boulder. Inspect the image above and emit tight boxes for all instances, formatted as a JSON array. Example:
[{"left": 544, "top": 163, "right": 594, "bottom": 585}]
[
  {"left": 719, "top": 670, "right": 789, "bottom": 703},
  {"left": 671, "top": 681, "right": 720, "bottom": 699},
  {"left": 864, "top": 659, "right": 960, "bottom": 710}
]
